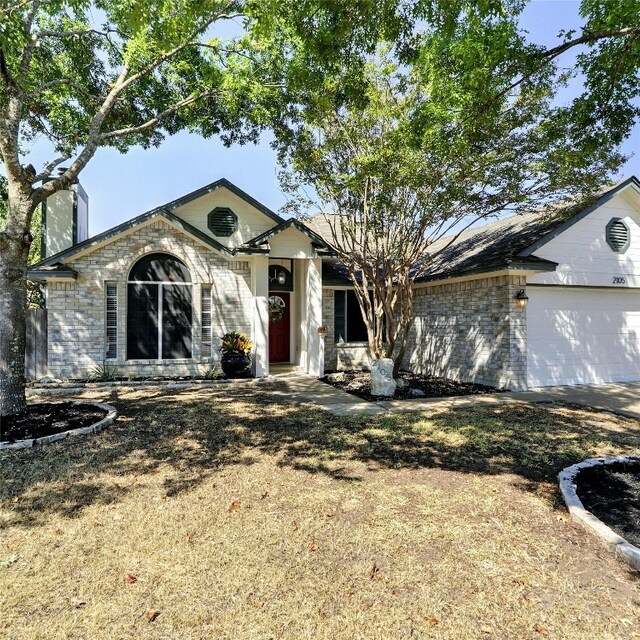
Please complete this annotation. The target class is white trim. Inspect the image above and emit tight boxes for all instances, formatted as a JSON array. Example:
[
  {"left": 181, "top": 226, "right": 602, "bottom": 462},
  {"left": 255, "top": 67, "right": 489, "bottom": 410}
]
[
  {"left": 126, "top": 280, "right": 192, "bottom": 285},
  {"left": 126, "top": 280, "right": 194, "bottom": 361},
  {"left": 57, "top": 215, "right": 232, "bottom": 264},
  {"left": 325, "top": 268, "right": 548, "bottom": 292},
  {"left": 105, "top": 281, "right": 118, "bottom": 361},
  {"left": 412, "top": 268, "right": 544, "bottom": 290}
]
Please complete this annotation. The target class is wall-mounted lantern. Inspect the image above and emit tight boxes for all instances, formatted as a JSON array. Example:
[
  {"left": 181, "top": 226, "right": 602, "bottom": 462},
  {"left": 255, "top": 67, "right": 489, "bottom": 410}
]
[
  {"left": 268, "top": 264, "right": 293, "bottom": 291},
  {"left": 514, "top": 289, "right": 529, "bottom": 308}
]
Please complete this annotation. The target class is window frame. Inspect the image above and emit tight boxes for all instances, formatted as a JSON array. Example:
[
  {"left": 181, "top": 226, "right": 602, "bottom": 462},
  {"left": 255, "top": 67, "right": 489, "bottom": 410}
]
[
  {"left": 334, "top": 289, "right": 369, "bottom": 344},
  {"left": 105, "top": 282, "right": 118, "bottom": 361},
  {"left": 126, "top": 253, "right": 194, "bottom": 361},
  {"left": 126, "top": 279, "right": 194, "bottom": 360},
  {"left": 201, "top": 284, "right": 212, "bottom": 359}
]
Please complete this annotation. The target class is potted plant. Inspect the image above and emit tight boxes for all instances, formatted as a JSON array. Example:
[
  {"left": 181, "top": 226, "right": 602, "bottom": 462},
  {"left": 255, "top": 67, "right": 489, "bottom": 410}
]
[{"left": 219, "top": 331, "right": 253, "bottom": 378}]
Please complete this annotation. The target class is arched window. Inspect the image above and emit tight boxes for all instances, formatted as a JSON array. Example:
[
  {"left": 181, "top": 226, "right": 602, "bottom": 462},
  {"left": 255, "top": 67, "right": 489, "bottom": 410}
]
[{"left": 127, "top": 253, "right": 193, "bottom": 360}]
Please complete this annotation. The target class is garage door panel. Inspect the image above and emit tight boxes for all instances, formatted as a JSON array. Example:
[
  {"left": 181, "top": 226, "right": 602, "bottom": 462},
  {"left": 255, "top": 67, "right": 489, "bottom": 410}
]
[{"left": 527, "top": 287, "right": 640, "bottom": 387}]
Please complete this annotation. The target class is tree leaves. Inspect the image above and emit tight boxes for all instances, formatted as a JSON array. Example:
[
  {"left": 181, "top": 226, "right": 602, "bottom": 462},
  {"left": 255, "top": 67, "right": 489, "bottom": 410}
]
[{"left": 277, "top": 39, "right": 624, "bottom": 370}]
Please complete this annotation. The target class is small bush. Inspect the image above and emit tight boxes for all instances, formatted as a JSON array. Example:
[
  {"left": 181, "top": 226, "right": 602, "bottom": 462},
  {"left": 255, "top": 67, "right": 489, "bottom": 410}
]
[
  {"left": 88, "top": 364, "right": 119, "bottom": 382},
  {"left": 220, "top": 332, "right": 253, "bottom": 356},
  {"left": 202, "top": 366, "right": 223, "bottom": 380}
]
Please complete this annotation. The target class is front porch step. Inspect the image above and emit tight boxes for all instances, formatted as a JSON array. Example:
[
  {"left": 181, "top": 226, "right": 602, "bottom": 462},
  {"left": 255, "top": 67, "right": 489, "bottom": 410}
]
[{"left": 269, "top": 364, "right": 306, "bottom": 378}]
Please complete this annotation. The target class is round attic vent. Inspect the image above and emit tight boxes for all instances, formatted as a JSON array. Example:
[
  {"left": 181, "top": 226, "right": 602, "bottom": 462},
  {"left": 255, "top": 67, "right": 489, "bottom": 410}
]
[
  {"left": 208, "top": 207, "right": 237, "bottom": 237},
  {"left": 606, "top": 218, "right": 630, "bottom": 253}
]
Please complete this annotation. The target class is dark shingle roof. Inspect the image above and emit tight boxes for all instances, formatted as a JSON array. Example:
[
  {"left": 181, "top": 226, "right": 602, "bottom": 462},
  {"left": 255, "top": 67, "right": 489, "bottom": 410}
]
[
  {"left": 314, "top": 176, "right": 640, "bottom": 285},
  {"left": 414, "top": 209, "right": 563, "bottom": 282}
]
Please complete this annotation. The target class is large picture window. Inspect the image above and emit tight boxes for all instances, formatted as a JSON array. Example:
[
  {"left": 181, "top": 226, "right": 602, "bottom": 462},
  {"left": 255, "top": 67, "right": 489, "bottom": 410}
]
[
  {"left": 334, "top": 290, "right": 368, "bottom": 343},
  {"left": 127, "top": 253, "right": 193, "bottom": 360}
]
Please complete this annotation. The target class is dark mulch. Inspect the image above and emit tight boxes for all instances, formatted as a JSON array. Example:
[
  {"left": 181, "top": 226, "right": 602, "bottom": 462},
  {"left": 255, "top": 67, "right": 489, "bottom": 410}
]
[
  {"left": 0, "top": 402, "right": 107, "bottom": 443},
  {"left": 321, "top": 370, "right": 503, "bottom": 401},
  {"left": 577, "top": 462, "right": 640, "bottom": 548}
]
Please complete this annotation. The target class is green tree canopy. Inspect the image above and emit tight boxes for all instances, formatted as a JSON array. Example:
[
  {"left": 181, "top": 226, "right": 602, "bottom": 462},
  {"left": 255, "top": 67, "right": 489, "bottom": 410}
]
[
  {"left": 0, "top": 0, "right": 416, "bottom": 416},
  {"left": 278, "top": 25, "right": 626, "bottom": 374}
]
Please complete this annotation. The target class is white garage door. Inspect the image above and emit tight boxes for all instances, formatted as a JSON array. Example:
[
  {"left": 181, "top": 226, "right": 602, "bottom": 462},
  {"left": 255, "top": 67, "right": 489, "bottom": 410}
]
[{"left": 527, "top": 287, "right": 640, "bottom": 387}]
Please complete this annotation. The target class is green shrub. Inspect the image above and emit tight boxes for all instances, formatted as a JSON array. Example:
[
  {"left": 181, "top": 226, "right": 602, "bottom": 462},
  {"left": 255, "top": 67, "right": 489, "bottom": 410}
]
[
  {"left": 88, "top": 364, "right": 119, "bottom": 382},
  {"left": 219, "top": 332, "right": 253, "bottom": 356}
]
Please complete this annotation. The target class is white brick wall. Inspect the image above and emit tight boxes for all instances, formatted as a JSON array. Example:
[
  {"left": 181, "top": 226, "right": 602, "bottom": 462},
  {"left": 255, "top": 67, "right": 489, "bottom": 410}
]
[{"left": 46, "top": 220, "right": 253, "bottom": 379}]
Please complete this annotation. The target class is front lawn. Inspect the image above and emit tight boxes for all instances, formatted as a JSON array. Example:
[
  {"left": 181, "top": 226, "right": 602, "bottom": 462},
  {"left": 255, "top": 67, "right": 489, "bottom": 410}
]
[{"left": 1, "top": 386, "right": 639, "bottom": 639}]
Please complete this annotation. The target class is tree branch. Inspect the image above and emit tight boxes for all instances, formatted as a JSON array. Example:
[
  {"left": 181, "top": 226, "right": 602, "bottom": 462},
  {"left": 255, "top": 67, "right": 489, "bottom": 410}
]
[
  {"left": 33, "top": 154, "right": 72, "bottom": 182},
  {"left": 25, "top": 78, "right": 72, "bottom": 97},
  {"left": 473, "top": 26, "right": 640, "bottom": 120},
  {"left": 543, "top": 27, "right": 640, "bottom": 61},
  {"left": 0, "top": 0, "right": 31, "bottom": 16},
  {"left": 99, "top": 89, "right": 220, "bottom": 140},
  {"left": 18, "top": 0, "right": 43, "bottom": 81}
]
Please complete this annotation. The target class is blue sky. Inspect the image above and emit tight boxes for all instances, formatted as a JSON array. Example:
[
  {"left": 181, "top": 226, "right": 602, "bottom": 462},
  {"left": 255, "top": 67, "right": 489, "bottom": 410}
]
[{"left": 37, "top": 1, "right": 640, "bottom": 234}]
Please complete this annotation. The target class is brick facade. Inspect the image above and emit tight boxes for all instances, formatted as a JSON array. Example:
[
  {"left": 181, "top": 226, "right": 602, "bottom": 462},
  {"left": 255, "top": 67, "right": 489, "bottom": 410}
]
[
  {"left": 45, "top": 225, "right": 528, "bottom": 390},
  {"left": 323, "top": 276, "right": 527, "bottom": 389},
  {"left": 46, "top": 220, "right": 253, "bottom": 379},
  {"left": 404, "top": 275, "right": 527, "bottom": 390}
]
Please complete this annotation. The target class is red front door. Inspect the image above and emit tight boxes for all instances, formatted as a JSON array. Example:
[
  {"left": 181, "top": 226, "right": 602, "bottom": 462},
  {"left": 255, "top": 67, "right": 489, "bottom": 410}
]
[{"left": 268, "top": 292, "right": 290, "bottom": 362}]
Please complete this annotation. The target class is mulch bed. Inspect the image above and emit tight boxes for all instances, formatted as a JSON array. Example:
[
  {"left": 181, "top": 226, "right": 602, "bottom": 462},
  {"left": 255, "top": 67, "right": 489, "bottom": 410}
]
[
  {"left": 0, "top": 402, "right": 107, "bottom": 443},
  {"left": 577, "top": 462, "right": 640, "bottom": 548},
  {"left": 321, "top": 370, "right": 503, "bottom": 401}
]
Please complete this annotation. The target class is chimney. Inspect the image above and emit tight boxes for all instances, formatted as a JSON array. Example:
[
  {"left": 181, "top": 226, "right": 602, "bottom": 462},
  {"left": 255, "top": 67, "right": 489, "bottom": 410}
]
[{"left": 42, "top": 171, "right": 89, "bottom": 258}]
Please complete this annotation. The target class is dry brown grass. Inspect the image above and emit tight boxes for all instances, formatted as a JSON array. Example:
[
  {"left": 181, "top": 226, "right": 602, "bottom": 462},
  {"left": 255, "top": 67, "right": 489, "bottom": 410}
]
[{"left": 1, "top": 385, "right": 640, "bottom": 639}]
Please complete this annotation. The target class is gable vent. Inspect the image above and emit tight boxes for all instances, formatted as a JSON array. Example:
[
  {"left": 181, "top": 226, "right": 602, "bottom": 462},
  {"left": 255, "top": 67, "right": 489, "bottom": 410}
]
[
  {"left": 606, "top": 218, "right": 630, "bottom": 253},
  {"left": 208, "top": 207, "right": 238, "bottom": 237}
]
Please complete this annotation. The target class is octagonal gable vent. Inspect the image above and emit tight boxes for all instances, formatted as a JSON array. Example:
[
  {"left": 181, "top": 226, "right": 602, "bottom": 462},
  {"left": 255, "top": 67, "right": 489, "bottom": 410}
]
[
  {"left": 208, "top": 207, "right": 237, "bottom": 237},
  {"left": 606, "top": 218, "right": 630, "bottom": 253}
]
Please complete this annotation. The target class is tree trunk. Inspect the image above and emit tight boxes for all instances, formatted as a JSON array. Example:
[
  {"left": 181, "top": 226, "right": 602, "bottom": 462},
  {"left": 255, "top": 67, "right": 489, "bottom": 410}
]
[
  {"left": 0, "top": 201, "right": 32, "bottom": 417},
  {"left": 393, "top": 281, "right": 414, "bottom": 377}
]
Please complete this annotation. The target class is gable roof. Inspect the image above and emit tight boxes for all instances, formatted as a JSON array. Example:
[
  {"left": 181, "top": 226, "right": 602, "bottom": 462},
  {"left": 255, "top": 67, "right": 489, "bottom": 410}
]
[
  {"left": 315, "top": 176, "right": 640, "bottom": 286},
  {"left": 28, "top": 178, "right": 286, "bottom": 276},
  {"left": 29, "top": 206, "right": 236, "bottom": 278},
  {"left": 415, "top": 176, "right": 640, "bottom": 283},
  {"left": 163, "top": 177, "right": 285, "bottom": 225},
  {"left": 244, "top": 218, "right": 335, "bottom": 255}
]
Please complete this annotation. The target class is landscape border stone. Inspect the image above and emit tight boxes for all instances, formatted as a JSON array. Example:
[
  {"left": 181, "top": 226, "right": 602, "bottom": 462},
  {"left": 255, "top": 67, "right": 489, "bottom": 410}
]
[
  {"left": 558, "top": 455, "right": 640, "bottom": 572},
  {"left": 0, "top": 401, "right": 117, "bottom": 450},
  {"left": 27, "top": 377, "right": 276, "bottom": 396}
]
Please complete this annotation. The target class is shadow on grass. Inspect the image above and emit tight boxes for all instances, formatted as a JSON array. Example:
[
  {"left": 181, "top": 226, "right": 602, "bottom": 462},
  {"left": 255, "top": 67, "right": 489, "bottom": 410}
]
[{"left": 2, "top": 386, "right": 640, "bottom": 528}]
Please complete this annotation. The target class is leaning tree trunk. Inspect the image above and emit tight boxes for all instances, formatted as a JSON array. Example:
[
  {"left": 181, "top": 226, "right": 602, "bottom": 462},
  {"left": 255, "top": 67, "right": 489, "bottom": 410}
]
[{"left": 0, "top": 202, "right": 33, "bottom": 417}]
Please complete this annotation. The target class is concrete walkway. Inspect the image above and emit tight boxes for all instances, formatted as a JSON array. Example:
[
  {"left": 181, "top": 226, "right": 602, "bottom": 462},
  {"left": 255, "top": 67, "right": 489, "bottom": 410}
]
[
  {"left": 268, "top": 372, "right": 521, "bottom": 416},
  {"left": 514, "top": 382, "right": 640, "bottom": 421},
  {"left": 269, "top": 373, "right": 640, "bottom": 419},
  {"left": 267, "top": 372, "right": 387, "bottom": 416}
]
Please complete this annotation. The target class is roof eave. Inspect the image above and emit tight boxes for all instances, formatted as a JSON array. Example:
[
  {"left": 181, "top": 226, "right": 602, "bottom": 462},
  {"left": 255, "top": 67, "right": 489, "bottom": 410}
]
[
  {"left": 519, "top": 175, "right": 640, "bottom": 257},
  {"left": 27, "top": 267, "right": 78, "bottom": 281},
  {"left": 164, "top": 178, "right": 285, "bottom": 225},
  {"left": 246, "top": 218, "right": 335, "bottom": 254},
  {"left": 416, "top": 259, "right": 558, "bottom": 284}
]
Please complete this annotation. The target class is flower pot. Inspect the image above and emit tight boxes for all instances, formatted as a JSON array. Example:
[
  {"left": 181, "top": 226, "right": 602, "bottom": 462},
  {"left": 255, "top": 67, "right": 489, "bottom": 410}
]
[{"left": 220, "top": 353, "right": 252, "bottom": 379}]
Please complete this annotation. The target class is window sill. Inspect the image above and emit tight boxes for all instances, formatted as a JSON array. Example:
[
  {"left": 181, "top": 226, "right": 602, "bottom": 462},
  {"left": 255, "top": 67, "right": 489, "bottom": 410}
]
[
  {"left": 336, "top": 342, "right": 369, "bottom": 348},
  {"left": 124, "top": 358, "right": 195, "bottom": 364}
]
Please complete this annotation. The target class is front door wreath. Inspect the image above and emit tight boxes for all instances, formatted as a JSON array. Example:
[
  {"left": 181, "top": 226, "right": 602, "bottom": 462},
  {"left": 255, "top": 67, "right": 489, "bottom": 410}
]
[{"left": 268, "top": 295, "right": 285, "bottom": 323}]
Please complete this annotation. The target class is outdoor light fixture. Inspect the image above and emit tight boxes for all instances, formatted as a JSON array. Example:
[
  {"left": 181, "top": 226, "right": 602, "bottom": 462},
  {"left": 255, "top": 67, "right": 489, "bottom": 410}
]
[
  {"left": 269, "top": 265, "right": 290, "bottom": 287},
  {"left": 514, "top": 289, "right": 529, "bottom": 308}
]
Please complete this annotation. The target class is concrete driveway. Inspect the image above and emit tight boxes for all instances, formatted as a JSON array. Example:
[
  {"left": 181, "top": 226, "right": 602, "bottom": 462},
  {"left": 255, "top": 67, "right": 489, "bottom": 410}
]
[{"left": 516, "top": 382, "right": 640, "bottom": 421}]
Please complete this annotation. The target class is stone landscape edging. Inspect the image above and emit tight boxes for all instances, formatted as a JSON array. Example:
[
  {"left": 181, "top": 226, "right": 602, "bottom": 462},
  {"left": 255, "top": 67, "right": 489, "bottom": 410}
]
[
  {"left": 26, "top": 377, "right": 275, "bottom": 396},
  {"left": 558, "top": 455, "right": 640, "bottom": 572},
  {"left": 0, "top": 401, "right": 117, "bottom": 450}
]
